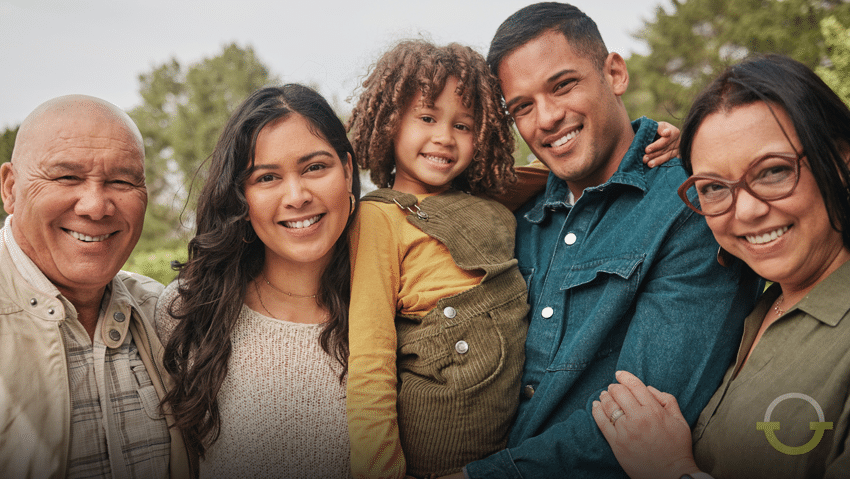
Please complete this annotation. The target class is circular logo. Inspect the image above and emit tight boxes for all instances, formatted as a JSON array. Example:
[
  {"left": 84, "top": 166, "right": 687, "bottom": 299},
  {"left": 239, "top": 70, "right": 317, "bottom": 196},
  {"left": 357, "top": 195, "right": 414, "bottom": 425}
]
[{"left": 756, "top": 393, "right": 833, "bottom": 455}]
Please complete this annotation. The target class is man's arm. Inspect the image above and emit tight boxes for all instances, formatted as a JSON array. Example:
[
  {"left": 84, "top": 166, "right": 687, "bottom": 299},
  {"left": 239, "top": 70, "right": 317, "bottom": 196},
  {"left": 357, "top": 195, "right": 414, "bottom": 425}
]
[{"left": 466, "top": 208, "right": 760, "bottom": 479}]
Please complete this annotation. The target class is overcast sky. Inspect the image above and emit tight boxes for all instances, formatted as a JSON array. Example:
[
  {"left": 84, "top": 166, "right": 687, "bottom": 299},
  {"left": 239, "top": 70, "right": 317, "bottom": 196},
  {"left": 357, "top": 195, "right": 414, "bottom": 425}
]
[{"left": 0, "top": 0, "right": 668, "bottom": 130}]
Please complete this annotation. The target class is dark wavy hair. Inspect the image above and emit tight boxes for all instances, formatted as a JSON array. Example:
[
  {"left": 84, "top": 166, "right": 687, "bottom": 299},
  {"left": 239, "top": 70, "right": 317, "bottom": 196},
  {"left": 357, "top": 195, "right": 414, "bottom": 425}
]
[
  {"left": 161, "top": 84, "right": 361, "bottom": 458},
  {"left": 487, "top": 2, "right": 608, "bottom": 76},
  {"left": 679, "top": 54, "right": 850, "bottom": 250},
  {"left": 346, "top": 39, "right": 516, "bottom": 195}
]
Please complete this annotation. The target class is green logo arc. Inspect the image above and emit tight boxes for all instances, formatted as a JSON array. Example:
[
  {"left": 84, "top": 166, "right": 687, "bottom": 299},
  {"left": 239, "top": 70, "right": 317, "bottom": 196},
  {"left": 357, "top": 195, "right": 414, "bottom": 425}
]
[{"left": 757, "top": 393, "right": 832, "bottom": 456}]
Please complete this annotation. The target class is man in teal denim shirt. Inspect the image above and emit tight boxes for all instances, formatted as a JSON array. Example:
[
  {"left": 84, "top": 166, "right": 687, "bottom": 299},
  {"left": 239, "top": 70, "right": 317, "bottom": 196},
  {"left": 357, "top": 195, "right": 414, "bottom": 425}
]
[{"left": 461, "top": 3, "right": 761, "bottom": 478}]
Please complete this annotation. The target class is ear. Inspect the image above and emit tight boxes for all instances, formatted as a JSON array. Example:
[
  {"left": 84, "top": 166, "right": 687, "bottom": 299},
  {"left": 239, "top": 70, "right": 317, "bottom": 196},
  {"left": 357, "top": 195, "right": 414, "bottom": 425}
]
[
  {"left": 1, "top": 162, "right": 15, "bottom": 215},
  {"left": 344, "top": 152, "right": 354, "bottom": 192},
  {"left": 604, "top": 52, "right": 629, "bottom": 97}
]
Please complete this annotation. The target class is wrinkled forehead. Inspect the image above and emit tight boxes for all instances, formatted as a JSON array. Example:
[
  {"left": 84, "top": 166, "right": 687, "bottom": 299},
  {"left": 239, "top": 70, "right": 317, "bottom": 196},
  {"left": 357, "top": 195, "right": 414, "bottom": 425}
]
[{"left": 16, "top": 99, "right": 145, "bottom": 171}]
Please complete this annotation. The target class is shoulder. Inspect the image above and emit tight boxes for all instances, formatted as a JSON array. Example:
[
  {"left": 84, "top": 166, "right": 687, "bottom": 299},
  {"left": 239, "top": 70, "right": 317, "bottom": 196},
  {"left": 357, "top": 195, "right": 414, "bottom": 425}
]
[
  {"left": 153, "top": 280, "right": 182, "bottom": 343},
  {"left": 116, "top": 270, "right": 164, "bottom": 321}
]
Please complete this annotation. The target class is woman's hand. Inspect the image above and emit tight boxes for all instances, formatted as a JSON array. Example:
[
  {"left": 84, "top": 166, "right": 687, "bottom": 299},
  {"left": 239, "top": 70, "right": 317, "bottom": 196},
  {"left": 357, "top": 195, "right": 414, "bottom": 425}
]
[
  {"left": 644, "top": 121, "right": 680, "bottom": 167},
  {"left": 591, "top": 371, "right": 701, "bottom": 479}
]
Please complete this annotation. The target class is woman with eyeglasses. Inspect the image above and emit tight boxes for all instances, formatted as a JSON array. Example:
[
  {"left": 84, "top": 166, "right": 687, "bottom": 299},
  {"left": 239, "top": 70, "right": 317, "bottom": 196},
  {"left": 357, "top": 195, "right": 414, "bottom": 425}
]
[{"left": 591, "top": 54, "right": 850, "bottom": 479}]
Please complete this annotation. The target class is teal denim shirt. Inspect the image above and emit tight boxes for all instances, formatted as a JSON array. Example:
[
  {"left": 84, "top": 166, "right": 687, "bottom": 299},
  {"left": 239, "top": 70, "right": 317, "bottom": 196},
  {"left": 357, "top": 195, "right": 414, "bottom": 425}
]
[{"left": 466, "top": 118, "right": 761, "bottom": 478}]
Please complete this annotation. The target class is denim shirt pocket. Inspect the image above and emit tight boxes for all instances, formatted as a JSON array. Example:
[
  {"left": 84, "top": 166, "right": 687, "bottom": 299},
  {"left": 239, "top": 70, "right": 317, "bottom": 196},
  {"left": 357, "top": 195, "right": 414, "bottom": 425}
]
[{"left": 548, "top": 253, "right": 645, "bottom": 372}]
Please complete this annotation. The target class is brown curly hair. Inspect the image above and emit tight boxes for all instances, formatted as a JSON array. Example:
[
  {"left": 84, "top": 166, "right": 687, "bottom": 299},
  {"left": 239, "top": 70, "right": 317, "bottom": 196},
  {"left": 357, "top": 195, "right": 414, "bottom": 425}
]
[{"left": 347, "top": 40, "right": 516, "bottom": 195}]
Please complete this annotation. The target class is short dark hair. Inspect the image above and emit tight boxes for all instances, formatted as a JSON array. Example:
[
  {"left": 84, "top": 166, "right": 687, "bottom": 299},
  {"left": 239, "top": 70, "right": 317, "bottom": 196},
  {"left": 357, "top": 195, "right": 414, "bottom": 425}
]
[
  {"left": 680, "top": 54, "right": 850, "bottom": 249},
  {"left": 487, "top": 2, "right": 608, "bottom": 76}
]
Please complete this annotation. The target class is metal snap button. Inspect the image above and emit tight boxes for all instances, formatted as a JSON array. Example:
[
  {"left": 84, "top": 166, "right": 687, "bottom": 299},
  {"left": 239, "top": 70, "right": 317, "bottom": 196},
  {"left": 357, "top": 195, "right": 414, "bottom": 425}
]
[
  {"left": 30, "top": 298, "right": 38, "bottom": 306},
  {"left": 455, "top": 340, "right": 469, "bottom": 354},
  {"left": 113, "top": 311, "right": 126, "bottom": 322},
  {"left": 108, "top": 329, "right": 121, "bottom": 342},
  {"left": 443, "top": 306, "right": 457, "bottom": 319},
  {"left": 564, "top": 232, "right": 577, "bottom": 245},
  {"left": 47, "top": 308, "right": 55, "bottom": 315},
  {"left": 541, "top": 306, "right": 554, "bottom": 319}
]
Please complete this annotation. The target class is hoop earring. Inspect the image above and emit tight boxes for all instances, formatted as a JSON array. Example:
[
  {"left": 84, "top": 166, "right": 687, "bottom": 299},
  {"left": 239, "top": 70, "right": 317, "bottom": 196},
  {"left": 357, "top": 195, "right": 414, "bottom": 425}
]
[
  {"left": 243, "top": 226, "right": 257, "bottom": 244},
  {"left": 349, "top": 193, "right": 356, "bottom": 217}
]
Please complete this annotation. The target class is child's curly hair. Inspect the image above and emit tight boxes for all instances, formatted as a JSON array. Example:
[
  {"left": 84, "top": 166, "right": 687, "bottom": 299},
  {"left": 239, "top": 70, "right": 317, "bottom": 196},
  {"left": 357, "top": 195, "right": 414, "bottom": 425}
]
[{"left": 347, "top": 40, "right": 517, "bottom": 195}]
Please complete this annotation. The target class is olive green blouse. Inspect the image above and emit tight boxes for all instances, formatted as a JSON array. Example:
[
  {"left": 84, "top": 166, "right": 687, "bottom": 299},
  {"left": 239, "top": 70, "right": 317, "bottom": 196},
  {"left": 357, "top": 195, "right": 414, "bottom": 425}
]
[{"left": 693, "top": 259, "right": 850, "bottom": 479}]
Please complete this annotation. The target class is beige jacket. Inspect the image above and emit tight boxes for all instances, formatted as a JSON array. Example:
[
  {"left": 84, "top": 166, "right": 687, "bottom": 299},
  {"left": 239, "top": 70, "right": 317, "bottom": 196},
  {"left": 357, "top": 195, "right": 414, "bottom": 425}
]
[{"left": 0, "top": 239, "right": 191, "bottom": 479}]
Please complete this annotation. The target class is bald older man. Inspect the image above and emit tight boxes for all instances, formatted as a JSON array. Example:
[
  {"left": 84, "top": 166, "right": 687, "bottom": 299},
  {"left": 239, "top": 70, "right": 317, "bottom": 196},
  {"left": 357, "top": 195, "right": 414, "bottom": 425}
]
[{"left": 0, "top": 96, "right": 190, "bottom": 478}]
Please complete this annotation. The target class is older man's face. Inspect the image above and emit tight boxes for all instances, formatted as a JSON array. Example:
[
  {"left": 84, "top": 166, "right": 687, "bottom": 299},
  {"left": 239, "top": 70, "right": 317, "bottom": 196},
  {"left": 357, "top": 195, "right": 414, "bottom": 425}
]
[{"left": 2, "top": 108, "right": 147, "bottom": 298}]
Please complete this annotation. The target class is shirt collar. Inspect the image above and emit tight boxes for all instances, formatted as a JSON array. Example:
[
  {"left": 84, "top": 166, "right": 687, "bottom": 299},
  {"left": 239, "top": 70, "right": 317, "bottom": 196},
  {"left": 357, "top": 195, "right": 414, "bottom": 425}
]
[
  {"left": 2, "top": 215, "right": 60, "bottom": 295},
  {"left": 525, "top": 117, "right": 658, "bottom": 224},
  {"left": 795, "top": 258, "right": 850, "bottom": 327}
]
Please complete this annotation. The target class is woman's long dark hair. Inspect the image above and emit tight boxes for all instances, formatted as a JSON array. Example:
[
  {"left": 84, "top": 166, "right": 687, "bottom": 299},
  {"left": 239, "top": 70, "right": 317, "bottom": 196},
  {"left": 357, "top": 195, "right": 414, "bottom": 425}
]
[
  {"left": 161, "top": 84, "right": 361, "bottom": 458},
  {"left": 679, "top": 54, "right": 850, "bottom": 250}
]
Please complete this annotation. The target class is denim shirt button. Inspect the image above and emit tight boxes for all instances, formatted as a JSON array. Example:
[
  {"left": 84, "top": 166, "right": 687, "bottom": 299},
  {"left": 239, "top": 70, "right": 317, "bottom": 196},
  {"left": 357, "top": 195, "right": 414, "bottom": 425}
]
[
  {"left": 523, "top": 384, "right": 535, "bottom": 398},
  {"left": 443, "top": 306, "right": 457, "bottom": 319},
  {"left": 541, "top": 306, "right": 554, "bottom": 318},
  {"left": 564, "top": 232, "right": 577, "bottom": 245}
]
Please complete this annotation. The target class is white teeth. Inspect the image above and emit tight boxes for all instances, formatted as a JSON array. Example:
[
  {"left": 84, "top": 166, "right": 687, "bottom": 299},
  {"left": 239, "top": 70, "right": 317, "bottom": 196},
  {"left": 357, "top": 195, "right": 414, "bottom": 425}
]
[
  {"left": 283, "top": 215, "right": 321, "bottom": 229},
  {"left": 423, "top": 155, "right": 451, "bottom": 164},
  {"left": 68, "top": 230, "right": 110, "bottom": 242},
  {"left": 745, "top": 226, "right": 789, "bottom": 245},
  {"left": 551, "top": 129, "right": 579, "bottom": 147}
]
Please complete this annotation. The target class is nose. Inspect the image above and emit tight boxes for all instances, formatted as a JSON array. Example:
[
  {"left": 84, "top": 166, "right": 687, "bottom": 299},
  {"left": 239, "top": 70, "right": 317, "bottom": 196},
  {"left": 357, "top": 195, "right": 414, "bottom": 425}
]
[
  {"left": 432, "top": 122, "right": 456, "bottom": 146},
  {"left": 74, "top": 182, "right": 116, "bottom": 220},
  {"left": 536, "top": 97, "right": 565, "bottom": 131},
  {"left": 733, "top": 188, "right": 770, "bottom": 222},
  {"left": 282, "top": 177, "right": 312, "bottom": 209}
]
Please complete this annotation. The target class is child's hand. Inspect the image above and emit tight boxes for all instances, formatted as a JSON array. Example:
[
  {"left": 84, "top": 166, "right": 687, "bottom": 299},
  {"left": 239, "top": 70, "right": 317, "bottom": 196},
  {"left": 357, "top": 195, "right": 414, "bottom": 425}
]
[{"left": 643, "top": 121, "right": 680, "bottom": 168}]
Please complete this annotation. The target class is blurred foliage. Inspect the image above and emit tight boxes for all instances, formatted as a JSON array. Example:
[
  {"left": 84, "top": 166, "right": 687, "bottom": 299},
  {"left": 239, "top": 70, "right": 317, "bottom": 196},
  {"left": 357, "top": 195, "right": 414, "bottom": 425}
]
[
  {"left": 128, "top": 42, "right": 277, "bottom": 256},
  {"left": 625, "top": 0, "right": 850, "bottom": 125},
  {"left": 122, "top": 246, "right": 187, "bottom": 286},
  {"left": 816, "top": 15, "right": 850, "bottom": 106}
]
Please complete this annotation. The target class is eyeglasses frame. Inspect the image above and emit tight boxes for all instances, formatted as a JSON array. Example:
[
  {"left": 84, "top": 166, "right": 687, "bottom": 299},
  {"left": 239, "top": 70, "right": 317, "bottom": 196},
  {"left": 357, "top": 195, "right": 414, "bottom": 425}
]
[{"left": 677, "top": 152, "right": 803, "bottom": 217}]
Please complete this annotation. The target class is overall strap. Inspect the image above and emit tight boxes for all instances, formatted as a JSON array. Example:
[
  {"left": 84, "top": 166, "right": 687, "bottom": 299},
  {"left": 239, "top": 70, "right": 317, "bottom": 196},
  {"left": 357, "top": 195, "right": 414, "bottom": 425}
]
[{"left": 362, "top": 188, "right": 429, "bottom": 220}]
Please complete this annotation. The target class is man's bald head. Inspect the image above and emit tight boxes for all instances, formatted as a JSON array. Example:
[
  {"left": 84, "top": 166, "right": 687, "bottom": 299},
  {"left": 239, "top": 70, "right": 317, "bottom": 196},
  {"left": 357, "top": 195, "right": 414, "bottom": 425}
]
[{"left": 12, "top": 95, "right": 144, "bottom": 168}]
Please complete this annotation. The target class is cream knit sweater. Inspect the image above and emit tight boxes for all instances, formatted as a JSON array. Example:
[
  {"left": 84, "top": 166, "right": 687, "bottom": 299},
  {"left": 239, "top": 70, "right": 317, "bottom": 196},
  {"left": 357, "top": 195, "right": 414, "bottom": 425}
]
[{"left": 156, "top": 283, "right": 350, "bottom": 479}]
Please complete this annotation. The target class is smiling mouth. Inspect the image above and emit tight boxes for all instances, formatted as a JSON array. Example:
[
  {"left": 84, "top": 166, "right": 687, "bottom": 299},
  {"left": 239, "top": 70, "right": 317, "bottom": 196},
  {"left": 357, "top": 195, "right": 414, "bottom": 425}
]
[
  {"left": 422, "top": 154, "right": 453, "bottom": 165},
  {"left": 745, "top": 226, "right": 789, "bottom": 245},
  {"left": 282, "top": 214, "right": 323, "bottom": 229},
  {"left": 545, "top": 128, "right": 581, "bottom": 148},
  {"left": 65, "top": 229, "right": 111, "bottom": 243}
]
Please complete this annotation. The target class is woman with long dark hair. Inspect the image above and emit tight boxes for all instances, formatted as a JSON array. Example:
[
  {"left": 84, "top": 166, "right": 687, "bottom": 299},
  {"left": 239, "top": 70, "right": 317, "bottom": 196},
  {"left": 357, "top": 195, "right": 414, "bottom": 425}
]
[{"left": 156, "top": 84, "right": 360, "bottom": 478}]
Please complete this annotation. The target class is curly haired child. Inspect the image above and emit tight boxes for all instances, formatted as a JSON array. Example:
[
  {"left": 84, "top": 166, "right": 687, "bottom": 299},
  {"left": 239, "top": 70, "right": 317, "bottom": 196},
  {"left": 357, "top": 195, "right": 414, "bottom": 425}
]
[{"left": 345, "top": 39, "right": 679, "bottom": 479}]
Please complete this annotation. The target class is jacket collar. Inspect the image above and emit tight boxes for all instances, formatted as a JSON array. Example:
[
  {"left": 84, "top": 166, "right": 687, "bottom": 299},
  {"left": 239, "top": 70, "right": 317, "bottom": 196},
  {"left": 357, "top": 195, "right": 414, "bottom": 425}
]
[
  {"left": 1, "top": 218, "right": 142, "bottom": 348},
  {"left": 525, "top": 117, "right": 658, "bottom": 224}
]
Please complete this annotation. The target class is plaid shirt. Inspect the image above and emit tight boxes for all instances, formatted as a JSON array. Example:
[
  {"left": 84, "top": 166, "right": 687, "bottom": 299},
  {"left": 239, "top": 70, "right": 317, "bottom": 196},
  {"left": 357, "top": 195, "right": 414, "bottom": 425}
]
[{"left": 4, "top": 217, "right": 171, "bottom": 478}]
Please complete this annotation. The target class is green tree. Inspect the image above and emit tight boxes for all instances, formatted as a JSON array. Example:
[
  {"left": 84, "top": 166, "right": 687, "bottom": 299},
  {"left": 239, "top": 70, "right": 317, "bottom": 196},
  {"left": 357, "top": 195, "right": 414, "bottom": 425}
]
[
  {"left": 129, "top": 43, "right": 276, "bottom": 252},
  {"left": 626, "top": 0, "right": 850, "bottom": 124},
  {"left": 816, "top": 15, "right": 850, "bottom": 106},
  {"left": 123, "top": 43, "right": 276, "bottom": 278},
  {"left": 0, "top": 126, "right": 18, "bottom": 220}
]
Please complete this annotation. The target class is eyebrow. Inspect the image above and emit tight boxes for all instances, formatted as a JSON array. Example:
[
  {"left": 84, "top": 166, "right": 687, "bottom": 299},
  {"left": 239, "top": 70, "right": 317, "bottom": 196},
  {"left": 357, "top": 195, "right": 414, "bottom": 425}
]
[
  {"left": 48, "top": 161, "right": 144, "bottom": 182},
  {"left": 250, "top": 150, "right": 336, "bottom": 172},
  {"left": 504, "top": 69, "right": 577, "bottom": 111}
]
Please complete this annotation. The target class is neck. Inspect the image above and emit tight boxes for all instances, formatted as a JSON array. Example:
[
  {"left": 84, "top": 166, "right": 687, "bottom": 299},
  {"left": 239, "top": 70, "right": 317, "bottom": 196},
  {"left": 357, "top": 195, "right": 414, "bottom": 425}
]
[
  {"left": 59, "top": 285, "right": 106, "bottom": 340},
  {"left": 778, "top": 249, "right": 850, "bottom": 310}
]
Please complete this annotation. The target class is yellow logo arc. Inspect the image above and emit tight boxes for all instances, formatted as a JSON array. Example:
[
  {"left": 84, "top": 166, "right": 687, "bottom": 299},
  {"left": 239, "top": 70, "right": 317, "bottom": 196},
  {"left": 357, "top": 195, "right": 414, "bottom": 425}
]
[{"left": 757, "top": 393, "right": 833, "bottom": 456}]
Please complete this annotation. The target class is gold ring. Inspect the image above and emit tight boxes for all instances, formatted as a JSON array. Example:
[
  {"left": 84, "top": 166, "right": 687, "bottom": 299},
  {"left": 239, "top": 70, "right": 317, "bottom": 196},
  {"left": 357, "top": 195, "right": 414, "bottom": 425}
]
[{"left": 610, "top": 408, "right": 625, "bottom": 424}]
